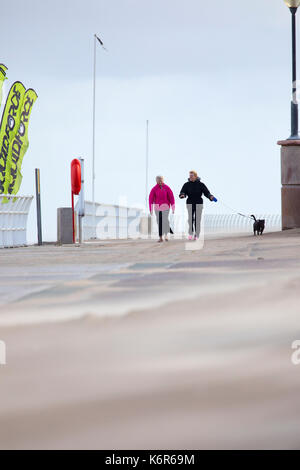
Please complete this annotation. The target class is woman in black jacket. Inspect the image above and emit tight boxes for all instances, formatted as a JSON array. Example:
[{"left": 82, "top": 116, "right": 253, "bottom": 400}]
[{"left": 179, "top": 170, "right": 216, "bottom": 240}]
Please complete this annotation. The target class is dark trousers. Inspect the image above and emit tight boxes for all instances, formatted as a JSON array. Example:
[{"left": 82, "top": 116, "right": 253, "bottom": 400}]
[{"left": 155, "top": 209, "right": 170, "bottom": 236}]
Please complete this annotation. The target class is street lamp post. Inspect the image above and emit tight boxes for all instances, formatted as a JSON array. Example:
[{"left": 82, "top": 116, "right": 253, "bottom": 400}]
[
  {"left": 285, "top": 0, "right": 300, "bottom": 139},
  {"left": 278, "top": 1, "right": 300, "bottom": 230}
]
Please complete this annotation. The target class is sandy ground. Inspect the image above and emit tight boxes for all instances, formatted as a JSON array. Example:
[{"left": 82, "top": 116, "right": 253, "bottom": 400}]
[{"left": 0, "top": 231, "right": 300, "bottom": 449}]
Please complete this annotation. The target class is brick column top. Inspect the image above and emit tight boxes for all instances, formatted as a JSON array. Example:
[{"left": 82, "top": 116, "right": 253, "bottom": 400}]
[{"left": 277, "top": 139, "right": 300, "bottom": 146}]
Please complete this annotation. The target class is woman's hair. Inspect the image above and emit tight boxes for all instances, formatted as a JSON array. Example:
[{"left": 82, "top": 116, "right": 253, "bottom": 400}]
[
  {"left": 156, "top": 175, "right": 163, "bottom": 181},
  {"left": 189, "top": 170, "right": 198, "bottom": 178}
]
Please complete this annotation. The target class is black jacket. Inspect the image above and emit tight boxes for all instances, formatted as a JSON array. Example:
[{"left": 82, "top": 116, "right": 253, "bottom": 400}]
[{"left": 179, "top": 178, "right": 212, "bottom": 204}]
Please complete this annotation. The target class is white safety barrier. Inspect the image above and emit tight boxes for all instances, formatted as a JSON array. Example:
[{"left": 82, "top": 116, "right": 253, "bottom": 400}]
[
  {"left": 78, "top": 200, "right": 281, "bottom": 241},
  {"left": 0, "top": 195, "right": 33, "bottom": 248},
  {"left": 77, "top": 201, "right": 144, "bottom": 240}
]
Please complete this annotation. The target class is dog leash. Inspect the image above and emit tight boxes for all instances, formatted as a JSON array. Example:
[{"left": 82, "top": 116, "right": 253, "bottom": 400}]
[{"left": 217, "top": 201, "right": 253, "bottom": 220}]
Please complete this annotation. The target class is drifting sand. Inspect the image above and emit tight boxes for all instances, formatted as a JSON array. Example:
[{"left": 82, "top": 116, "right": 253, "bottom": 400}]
[{"left": 0, "top": 231, "right": 300, "bottom": 449}]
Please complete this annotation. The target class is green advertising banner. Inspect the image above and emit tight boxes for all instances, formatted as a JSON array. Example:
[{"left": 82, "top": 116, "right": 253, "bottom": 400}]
[
  {"left": 0, "top": 81, "right": 26, "bottom": 194},
  {"left": 6, "top": 88, "right": 38, "bottom": 195},
  {"left": 0, "top": 64, "right": 7, "bottom": 107}
]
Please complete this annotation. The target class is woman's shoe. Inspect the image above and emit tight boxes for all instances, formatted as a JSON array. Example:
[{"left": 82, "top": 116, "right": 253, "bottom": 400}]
[
  {"left": 194, "top": 236, "right": 199, "bottom": 241},
  {"left": 188, "top": 235, "right": 193, "bottom": 240}
]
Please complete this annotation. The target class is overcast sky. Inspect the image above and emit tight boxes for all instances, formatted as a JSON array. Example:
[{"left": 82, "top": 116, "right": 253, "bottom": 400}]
[{"left": 0, "top": 0, "right": 294, "bottom": 241}]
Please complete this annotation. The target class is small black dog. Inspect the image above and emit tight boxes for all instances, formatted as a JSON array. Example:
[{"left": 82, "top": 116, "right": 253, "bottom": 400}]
[{"left": 251, "top": 215, "right": 265, "bottom": 236}]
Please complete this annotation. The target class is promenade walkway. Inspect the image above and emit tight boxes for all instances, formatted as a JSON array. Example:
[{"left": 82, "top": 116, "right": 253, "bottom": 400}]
[{"left": 0, "top": 230, "right": 300, "bottom": 449}]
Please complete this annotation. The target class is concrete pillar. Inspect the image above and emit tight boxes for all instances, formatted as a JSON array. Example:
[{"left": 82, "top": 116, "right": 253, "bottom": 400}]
[
  {"left": 57, "top": 207, "right": 74, "bottom": 244},
  {"left": 278, "top": 139, "right": 300, "bottom": 230}
]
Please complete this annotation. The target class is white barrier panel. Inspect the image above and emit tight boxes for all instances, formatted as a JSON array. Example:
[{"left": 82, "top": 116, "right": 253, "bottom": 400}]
[
  {"left": 76, "top": 201, "right": 144, "bottom": 240},
  {"left": 77, "top": 200, "right": 282, "bottom": 241},
  {"left": 0, "top": 195, "right": 33, "bottom": 248}
]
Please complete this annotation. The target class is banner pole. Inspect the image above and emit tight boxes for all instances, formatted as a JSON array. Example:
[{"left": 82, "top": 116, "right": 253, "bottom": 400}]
[
  {"left": 35, "top": 168, "right": 42, "bottom": 246},
  {"left": 92, "top": 34, "right": 96, "bottom": 234}
]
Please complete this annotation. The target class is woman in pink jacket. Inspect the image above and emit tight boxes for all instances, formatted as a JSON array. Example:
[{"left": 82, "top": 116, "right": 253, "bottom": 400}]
[{"left": 149, "top": 175, "right": 175, "bottom": 242}]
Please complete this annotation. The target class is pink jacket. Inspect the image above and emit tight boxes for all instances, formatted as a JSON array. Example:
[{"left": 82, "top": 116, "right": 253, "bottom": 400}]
[{"left": 149, "top": 183, "right": 175, "bottom": 213}]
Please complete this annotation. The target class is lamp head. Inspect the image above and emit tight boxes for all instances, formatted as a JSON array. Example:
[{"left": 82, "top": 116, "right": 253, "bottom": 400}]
[{"left": 285, "top": 0, "right": 300, "bottom": 8}]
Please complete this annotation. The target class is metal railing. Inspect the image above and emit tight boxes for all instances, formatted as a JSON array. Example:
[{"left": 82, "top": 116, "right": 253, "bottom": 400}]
[
  {"left": 203, "top": 213, "right": 281, "bottom": 234},
  {"left": 0, "top": 195, "right": 33, "bottom": 248},
  {"left": 77, "top": 201, "right": 281, "bottom": 241}
]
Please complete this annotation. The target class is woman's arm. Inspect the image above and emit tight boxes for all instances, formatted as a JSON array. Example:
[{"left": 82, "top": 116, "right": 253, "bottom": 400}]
[
  {"left": 202, "top": 183, "right": 214, "bottom": 201},
  {"left": 168, "top": 187, "right": 175, "bottom": 213},
  {"left": 179, "top": 183, "right": 187, "bottom": 199}
]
